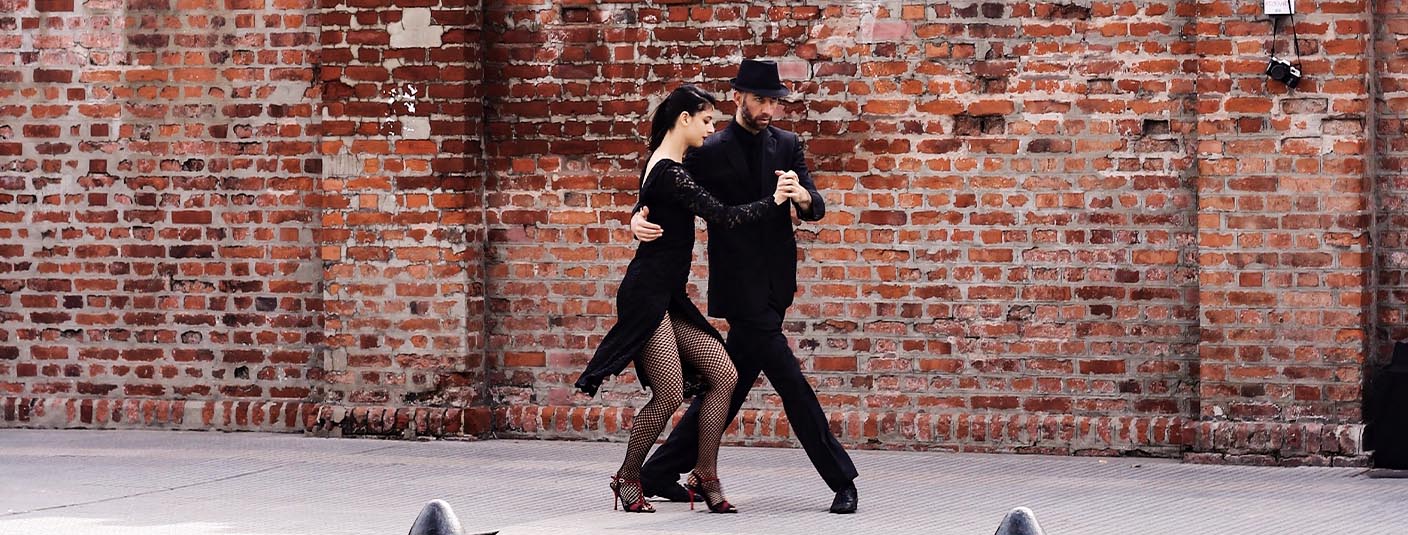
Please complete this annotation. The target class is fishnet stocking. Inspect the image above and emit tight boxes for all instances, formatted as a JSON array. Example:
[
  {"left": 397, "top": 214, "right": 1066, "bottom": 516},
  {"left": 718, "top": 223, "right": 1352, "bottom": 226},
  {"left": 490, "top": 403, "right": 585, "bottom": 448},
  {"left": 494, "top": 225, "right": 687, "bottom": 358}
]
[
  {"left": 615, "top": 312, "right": 738, "bottom": 508},
  {"left": 670, "top": 319, "right": 737, "bottom": 483},
  {"left": 615, "top": 313, "right": 684, "bottom": 507}
]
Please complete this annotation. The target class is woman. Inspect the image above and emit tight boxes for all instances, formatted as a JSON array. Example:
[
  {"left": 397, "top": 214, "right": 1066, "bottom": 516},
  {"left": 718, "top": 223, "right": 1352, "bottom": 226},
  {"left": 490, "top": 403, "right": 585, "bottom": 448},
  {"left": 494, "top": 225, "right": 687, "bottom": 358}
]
[{"left": 574, "top": 85, "right": 791, "bottom": 513}]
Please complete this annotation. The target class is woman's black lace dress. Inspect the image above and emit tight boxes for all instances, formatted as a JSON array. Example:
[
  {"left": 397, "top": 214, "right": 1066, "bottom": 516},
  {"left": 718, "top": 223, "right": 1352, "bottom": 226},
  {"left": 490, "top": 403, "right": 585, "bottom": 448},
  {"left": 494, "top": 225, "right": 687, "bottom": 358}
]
[{"left": 574, "top": 159, "right": 774, "bottom": 396}]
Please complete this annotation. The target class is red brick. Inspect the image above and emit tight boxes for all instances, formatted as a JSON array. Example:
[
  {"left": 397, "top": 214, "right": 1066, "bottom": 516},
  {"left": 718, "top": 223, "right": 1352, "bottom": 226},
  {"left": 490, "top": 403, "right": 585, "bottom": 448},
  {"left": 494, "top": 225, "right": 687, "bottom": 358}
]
[
  {"left": 35, "top": 0, "right": 73, "bottom": 11},
  {"left": 0, "top": 0, "right": 1383, "bottom": 466},
  {"left": 33, "top": 69, "right": 73, "bottom": 83}
]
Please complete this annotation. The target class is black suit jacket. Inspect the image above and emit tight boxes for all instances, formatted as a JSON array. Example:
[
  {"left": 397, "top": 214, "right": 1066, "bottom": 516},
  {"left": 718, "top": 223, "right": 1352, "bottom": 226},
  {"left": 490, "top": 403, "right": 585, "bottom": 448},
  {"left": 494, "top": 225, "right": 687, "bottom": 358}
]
[{"left": 683, "top": 122, "right": 825, "bottom": 322}]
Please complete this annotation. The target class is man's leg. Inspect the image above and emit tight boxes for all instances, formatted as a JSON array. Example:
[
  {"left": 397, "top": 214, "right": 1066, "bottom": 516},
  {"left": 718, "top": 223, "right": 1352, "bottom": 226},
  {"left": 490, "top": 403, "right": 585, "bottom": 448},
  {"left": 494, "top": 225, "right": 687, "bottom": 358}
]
[
  {"left": 641, "top": 332, "right": 763, "bottom": 496},
  {"left": 753, "top": 325, "right": 858, "bottom": 492}
]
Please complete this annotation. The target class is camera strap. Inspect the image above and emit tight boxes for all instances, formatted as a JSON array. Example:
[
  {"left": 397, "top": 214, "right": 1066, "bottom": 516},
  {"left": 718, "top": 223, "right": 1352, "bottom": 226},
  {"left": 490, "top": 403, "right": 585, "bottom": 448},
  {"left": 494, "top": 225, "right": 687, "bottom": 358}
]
[{"left": 1271, "top": 14, "right": 1302, "bottom": 65}]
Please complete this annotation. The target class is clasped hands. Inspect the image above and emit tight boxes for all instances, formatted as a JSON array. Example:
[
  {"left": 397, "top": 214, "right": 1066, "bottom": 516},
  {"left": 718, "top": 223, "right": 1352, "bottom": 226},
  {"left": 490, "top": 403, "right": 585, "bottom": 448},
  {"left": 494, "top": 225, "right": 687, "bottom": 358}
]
[{"left": 631, "top": 170, "right": 806, "bottom": 242}]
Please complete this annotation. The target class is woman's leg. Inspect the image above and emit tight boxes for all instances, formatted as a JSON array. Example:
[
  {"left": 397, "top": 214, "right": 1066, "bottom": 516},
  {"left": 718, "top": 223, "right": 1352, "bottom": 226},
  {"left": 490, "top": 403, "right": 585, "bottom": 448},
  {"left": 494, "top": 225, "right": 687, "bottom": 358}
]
[
  {"left": 615, "top": 313, "right": 686, "bottom": 508},
  {"left": 670, "top": 317, "right": 738, "bottom": 505}
]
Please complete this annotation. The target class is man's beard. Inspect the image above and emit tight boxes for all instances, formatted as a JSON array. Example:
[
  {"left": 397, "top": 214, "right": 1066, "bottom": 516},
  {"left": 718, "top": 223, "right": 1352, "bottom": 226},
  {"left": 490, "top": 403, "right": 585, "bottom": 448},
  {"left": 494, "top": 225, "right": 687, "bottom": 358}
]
[{"left": 741, "top": 105, "right": 771, "bottom": 130}]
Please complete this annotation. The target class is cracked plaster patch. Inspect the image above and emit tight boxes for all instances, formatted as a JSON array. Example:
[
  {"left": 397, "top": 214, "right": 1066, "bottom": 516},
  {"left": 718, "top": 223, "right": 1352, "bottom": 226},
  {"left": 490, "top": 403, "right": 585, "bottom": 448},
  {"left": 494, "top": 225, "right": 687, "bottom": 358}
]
[
  {"left": 390, "top": 8, "right": 442, "bottom": 48},
  {"left": 400, "top": 116, "right": 431, "bottom": 139}
]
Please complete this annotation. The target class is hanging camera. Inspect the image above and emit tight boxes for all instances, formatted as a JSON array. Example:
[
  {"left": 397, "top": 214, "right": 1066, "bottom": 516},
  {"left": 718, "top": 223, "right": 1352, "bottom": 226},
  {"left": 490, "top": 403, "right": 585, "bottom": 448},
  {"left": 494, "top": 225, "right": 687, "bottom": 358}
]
[
  {"left": 1267, "top": 14, "right": 1303, "bottom": 89},
  {"left": 1266, "top": 57, "right": 1302, "bottom": 88}
]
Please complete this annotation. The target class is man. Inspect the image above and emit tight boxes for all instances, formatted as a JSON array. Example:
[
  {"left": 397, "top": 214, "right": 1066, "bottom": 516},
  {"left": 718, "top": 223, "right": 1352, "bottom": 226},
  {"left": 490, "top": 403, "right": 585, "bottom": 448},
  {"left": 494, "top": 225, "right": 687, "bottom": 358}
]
[{"left": 629, "top": 59, "right": 859, "bottom": 514}]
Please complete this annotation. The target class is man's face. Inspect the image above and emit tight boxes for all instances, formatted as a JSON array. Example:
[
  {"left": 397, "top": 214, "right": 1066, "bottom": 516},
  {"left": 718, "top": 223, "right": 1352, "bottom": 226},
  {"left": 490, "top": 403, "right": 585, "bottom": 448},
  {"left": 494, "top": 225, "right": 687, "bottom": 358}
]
[{"left": 735, "top": 91, "right": 781, "bottom": 131}]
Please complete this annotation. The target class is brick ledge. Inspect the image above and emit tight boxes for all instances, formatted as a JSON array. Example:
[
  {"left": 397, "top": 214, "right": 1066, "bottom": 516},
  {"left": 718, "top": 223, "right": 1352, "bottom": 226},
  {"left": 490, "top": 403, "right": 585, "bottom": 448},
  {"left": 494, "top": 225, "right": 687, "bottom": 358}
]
[
  {"left": 3, "top": 397, "right": 1365, "bottom": 465},
  {"left": 494, "top": 404, "right": 1366, "bottom": 466},
  {"left": 0, "top": 397, "right": 494, "bottom": 438}
]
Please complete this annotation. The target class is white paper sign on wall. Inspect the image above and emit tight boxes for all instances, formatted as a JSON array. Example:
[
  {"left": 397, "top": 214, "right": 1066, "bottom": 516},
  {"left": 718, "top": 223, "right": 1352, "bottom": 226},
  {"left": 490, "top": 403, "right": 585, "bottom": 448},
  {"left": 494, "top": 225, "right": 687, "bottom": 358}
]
[{"left": 1265, "top": 0, "right": 1295, "bottom": 15}]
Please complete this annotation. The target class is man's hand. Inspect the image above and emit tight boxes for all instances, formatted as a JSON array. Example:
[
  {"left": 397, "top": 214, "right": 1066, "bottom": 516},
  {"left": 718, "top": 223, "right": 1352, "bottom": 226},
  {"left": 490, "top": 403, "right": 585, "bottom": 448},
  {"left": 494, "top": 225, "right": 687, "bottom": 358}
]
[
  {"left": 774, "top": 170, "right": 812, "bottom": 210},
  {"left": 631, "top": 206, "right": 662, "bottom": 242}
]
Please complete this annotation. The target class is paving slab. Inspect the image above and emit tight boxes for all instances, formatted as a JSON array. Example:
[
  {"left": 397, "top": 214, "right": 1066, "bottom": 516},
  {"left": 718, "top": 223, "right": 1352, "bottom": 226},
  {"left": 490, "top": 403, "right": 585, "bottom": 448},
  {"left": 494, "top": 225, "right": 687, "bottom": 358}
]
[{"left": 1, "top": 429, "right": 1404, "bottom": 535}]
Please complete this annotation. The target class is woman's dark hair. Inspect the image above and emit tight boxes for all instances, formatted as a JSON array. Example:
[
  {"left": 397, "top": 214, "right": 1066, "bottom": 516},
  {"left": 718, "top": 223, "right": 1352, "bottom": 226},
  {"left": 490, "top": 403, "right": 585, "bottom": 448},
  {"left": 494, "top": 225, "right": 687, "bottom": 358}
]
[{"left": 648, "top": 84, "right": 718, "bottom": 151}]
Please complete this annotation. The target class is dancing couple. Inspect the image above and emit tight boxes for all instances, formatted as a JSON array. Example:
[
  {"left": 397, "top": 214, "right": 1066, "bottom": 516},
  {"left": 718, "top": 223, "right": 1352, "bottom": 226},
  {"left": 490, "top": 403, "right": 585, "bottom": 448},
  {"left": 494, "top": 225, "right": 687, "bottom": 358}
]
[{"left": 574, "top": 59, "right": 860, "bottom": 515}]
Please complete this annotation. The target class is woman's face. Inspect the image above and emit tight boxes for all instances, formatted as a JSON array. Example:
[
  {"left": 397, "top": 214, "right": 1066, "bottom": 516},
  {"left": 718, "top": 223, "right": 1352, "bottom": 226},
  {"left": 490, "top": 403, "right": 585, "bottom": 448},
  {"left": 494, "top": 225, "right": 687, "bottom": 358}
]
[{"left": 682, "top": 105, "right": 717, "bottom": 148}]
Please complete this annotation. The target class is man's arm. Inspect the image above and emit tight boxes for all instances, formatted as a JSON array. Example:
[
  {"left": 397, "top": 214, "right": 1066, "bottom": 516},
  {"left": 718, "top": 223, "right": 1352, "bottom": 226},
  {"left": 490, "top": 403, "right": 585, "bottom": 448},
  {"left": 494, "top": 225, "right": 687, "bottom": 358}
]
[
  {"left": 630, "top": 206, "right": 661, "bottom": 242},
  {"left": 787, "top": 137, "right": 824, "bottom": 221}
]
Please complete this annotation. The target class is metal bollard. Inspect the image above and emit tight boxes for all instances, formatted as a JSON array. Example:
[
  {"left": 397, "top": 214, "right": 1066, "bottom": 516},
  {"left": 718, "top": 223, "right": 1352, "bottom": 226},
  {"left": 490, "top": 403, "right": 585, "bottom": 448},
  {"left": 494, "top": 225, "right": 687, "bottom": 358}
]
[
  {"left": 993, "top": 506, "right": 1046, "bottom": 535},
  {"left": 407, "top": 499, "right": 464, "bottom": 535}
]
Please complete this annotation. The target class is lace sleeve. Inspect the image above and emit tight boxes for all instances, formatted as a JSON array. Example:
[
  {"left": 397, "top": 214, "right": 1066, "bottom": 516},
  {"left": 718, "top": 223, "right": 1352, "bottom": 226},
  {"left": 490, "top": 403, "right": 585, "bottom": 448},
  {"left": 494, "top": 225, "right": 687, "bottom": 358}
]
[{"left": 663, "top": 163, "right": 773, "bottom": 229}]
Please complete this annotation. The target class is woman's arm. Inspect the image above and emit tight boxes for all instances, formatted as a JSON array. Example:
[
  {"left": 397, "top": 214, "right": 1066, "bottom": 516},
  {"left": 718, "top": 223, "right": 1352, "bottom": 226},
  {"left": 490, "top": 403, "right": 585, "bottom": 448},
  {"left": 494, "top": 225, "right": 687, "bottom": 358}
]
[{"left": 663, "top": 164, "right": 782, "bottom": 229}]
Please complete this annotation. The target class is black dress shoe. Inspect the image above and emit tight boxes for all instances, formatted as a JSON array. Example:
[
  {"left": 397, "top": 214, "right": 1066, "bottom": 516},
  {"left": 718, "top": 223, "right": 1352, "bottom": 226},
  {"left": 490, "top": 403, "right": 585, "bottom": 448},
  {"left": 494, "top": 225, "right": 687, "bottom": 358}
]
[
  {"left": 829, "top": 485, "right": 858, "bottom": 514},
  {"left": 642, "top": 480, "right": 701, "bottom": 502}
]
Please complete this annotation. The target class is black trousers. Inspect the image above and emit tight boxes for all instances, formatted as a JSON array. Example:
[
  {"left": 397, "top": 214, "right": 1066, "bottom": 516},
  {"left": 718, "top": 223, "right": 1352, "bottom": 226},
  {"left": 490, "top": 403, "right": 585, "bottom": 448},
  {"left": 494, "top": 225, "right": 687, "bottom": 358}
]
[{"left": 641, "top": 309, "right": 858, "bottom": 492}]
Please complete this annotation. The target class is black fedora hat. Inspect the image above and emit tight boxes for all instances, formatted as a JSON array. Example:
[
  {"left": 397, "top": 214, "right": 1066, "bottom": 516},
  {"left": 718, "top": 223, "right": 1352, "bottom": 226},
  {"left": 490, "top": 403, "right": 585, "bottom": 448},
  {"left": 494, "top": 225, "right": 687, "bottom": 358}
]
[{"left": 730, "top": 59, "right": 790, "bottom": 98}]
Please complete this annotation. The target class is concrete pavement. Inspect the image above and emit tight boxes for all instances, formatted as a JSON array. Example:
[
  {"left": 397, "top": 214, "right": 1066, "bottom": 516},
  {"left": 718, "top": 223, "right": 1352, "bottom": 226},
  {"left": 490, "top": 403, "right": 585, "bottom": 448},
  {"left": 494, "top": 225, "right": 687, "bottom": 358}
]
[{"left": 1, "top": 429, "right": 1404, "bottom": 535}]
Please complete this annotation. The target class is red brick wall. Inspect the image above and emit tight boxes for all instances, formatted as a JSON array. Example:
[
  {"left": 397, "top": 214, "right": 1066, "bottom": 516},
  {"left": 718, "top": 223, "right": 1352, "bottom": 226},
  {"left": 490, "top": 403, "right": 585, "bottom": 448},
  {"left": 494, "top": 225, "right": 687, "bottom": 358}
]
[
  {"left": 1, "top": 0, "right": 325, "bottom": 426},
  {"left": 317, "top": 0, "right": 487, "bottom": 410},
  {"left": 485, "top": 1, "right": 1372, "bottom": 463},
  {"left": 0, "top": 0, "right": 493, "bottom": 434},
  {"left": 1373, "top": 2, "right": 1408, "bottom": 424},
  {"left": 484, "top": 1, "right": 1208, "bottom": 456},
  {"left": 1188, "top": 0, "right": 1375, "bottom": 464},
  {"left": 1, "top": 0, "right": 1395, "bottom": 464},
  {"left": 288, "top": 0, "right": 494, "bottom": 436}
]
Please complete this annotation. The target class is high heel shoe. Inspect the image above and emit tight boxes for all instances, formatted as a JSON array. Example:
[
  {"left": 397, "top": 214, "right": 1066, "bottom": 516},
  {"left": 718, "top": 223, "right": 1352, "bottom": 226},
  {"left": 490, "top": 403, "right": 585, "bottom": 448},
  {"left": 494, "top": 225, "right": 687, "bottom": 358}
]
[
  {"left": 685, "top": 471, "right": 737, "bottom": 513},
  {"left": 610, "top": 476, "right": 655, "bottom": 513}
]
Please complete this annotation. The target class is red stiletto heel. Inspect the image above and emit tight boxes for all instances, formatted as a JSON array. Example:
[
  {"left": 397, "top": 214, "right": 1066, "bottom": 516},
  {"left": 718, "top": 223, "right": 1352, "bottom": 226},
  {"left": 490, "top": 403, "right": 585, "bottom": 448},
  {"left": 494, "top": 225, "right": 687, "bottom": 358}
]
[
  {"left": 610, "top": 476, "right": 656, "bottom": 513},
  {"left": 686, "top": 471, "right": 737, "bottom": 513}
]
